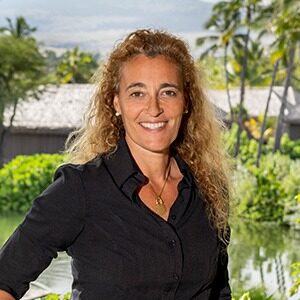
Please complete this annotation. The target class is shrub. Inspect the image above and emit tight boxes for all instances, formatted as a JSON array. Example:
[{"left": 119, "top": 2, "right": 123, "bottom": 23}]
[
  {"left": 232, "top": 287, "right": 274, "bottom": 300},
  {"left": 0, "top": 154, "right": 65, "bottom": 213},
  {"left": 224, "top": 123, "right": 300, "bottom": 163},
  {"left": 233, "top": 153, "right": 300, "bottom": 222}
]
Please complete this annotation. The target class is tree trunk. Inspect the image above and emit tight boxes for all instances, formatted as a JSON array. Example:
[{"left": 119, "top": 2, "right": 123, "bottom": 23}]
[
  {"left": 256, "top": 60, "right": 279, "bottom": 167},
  {"left": 0, "top": 96, "right": 18, "bottom": 167},
  {"left": 234, "top": 26, "right": 251, "bottom": 157},
  {"left": 273, "top": 46, "right": 295, "bottom": 152},
  {"left": 0, "top": 105, "right": 5, "bottom": 167},
  {"left": 224, "top": 44, "right": 233, "bottom": 123}
]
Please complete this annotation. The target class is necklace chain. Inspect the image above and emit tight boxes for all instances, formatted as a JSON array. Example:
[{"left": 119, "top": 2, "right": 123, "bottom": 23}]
[{"left": 149, "top": 159, "right": 172, "bottom": 216}]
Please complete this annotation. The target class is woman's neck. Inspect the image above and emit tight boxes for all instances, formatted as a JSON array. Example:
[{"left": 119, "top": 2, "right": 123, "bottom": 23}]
[{"left": 125, "top": 139, "right": 171, "bottom": 182}]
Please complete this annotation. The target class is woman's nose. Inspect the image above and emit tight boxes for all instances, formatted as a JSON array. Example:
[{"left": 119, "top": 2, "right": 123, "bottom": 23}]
[{"left": 145, "top": 96, "right": 163, "bottom": 117}]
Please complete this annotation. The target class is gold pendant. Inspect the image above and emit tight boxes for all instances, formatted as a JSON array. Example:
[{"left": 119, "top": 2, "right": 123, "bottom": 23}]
[{"left": 155, "top": 196, "right": 166, "bottom": 216}]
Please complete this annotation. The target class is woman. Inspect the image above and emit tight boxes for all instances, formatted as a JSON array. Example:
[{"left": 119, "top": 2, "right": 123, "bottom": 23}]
[{"left": 0, "top": 29, "right": 231, "bottom": 299}]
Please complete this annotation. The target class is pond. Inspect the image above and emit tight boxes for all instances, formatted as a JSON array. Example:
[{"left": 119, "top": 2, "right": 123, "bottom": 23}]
[{"left": 1, "top": 214, "right": 300, "bottom": 299}]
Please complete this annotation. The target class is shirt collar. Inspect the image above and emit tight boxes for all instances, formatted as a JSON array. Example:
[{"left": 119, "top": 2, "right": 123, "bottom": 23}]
[
  {"left": 102, "top": 137, "right": 146, "bottom": 200},
  {"left": 103, "top": 137, "right": 195, "bottom": 200}
]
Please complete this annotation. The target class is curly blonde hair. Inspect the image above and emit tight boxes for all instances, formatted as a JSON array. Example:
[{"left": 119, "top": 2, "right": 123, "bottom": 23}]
[{"left": 65, "top": 29, "right": 231, "bottom": 242}]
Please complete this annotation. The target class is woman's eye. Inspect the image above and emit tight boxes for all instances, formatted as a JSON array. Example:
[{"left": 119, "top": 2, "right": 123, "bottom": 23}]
[
  {"left": 130, "top": 91, "right": 144, "bottom": 97},
  {"left": 162, "top": 90, "right": 177, "bottom": 97}
]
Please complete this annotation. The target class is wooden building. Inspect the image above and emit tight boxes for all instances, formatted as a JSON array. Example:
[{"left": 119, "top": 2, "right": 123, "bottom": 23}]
[
  {"left": 2, "top": 84, "right": 300, "bottom": 163},
  {"left": 2, "top": 84, "right": 95, "bottom": 163}
]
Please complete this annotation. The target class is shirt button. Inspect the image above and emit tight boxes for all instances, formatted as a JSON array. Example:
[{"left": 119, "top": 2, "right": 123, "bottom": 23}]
[
  {"left": 173, "top": 273, "right": 179, "bottom": 281},
  {"left": 168, "top": 239, "right": 176, "bottom": 248},
  {"left": 171, "top": 214, "right": 176, "bottom": 220}
]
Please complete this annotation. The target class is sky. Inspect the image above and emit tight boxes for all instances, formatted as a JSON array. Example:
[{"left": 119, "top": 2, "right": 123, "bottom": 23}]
[{"left": 0, "top": 0, "right": 218, "bottom": 57}]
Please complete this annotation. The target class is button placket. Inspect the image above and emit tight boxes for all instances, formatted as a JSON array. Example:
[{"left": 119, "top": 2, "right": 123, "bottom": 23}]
[
  {"left": 168, "top": 239, "right": 176, "bottom": 248},
  {"left": 173, "top": 273, "right": 179, "bottom": 281}
]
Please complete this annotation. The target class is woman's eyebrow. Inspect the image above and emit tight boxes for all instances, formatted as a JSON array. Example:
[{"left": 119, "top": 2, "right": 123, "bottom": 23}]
[
  {"left": 160, "top": 82, "right": 180, "bottom": 89},
  {"left": 126, "top": 82, "right": 146, "bottom": 91},
  {"left": 126, "top": 82, "right": 182, "bottom": 91}
]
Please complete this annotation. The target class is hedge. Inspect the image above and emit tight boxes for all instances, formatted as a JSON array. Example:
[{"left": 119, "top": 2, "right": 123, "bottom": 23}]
[{"left": 0, "top": 154, "right": 65, "bottom": 213}]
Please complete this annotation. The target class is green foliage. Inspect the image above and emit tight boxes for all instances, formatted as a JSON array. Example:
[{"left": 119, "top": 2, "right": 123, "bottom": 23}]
[
  {"left": 232, "top": 286, "right": 274, "bottom": 300},
  {"left": 198, "top": 56, "right": 226, "bottom": 89},
  {"left": 224, "top": 123, "right": 300, "bottom": 163},
  {"left": 232, "top": 153, "right": 300, "bottom": 222},
  {"left": 0, "top": 17, "right": 45, "bottom": 108},
  {"left": 279, "top": 133, "right": 300, "bottom": 159},
  {"left": 290, "top": 261, "right": 300, "bottom": 296},
  {"left": 55, "top": 47, "right": 99, "bottom": 83},
  {"left": 224, "top": 123, "right": 261, "bottom": 165},
  {"left": 0, "top": 16, "right": 36, "bottom": 38},
  {"left": 225, "top": 124, "right": 300, "bottom": 223},
  {"left": 0, "top": 16, "right": 47, "bottom": 165},
  {"left": 0, "top": 213, "right": 24, "bottom": 246},
  {"left": 230, "top": 38, "right": 272, "bottom": 86},
  {"left": 0, "top": 34, "right": 45, "bottom": 109},
  {"left": 289, "top": 194, "right": 300, "bottom": 297},
  {"left": 0, "top": 154, "right": 65, "bottom": 213},
  {"left": 43, "top": 293, "right": 71, "bottom": 300}
]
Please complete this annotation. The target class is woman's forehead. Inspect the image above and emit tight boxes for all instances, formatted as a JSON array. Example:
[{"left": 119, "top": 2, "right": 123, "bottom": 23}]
[{"left": 118, "top": 54, "right": 183, "bottom": 85}]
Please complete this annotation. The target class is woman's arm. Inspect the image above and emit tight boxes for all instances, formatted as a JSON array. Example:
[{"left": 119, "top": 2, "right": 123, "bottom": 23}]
[
  {"left": 0, "top": 289, "right": 15, "bottom": 300},
  {"left": 0, "top": 165, "right": 85, "bottom": 298}
]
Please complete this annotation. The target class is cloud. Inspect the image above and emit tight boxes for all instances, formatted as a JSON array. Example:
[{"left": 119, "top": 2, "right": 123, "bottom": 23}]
[
  {"left": 36, "top": 28, "right": 208, "bottom": 59},
  {"left": 41, "top": 15, "right": 140, "bottom": 33},
  {"left": 35, "top": 28, "right": 131, "bottom": 55},
  {"left": 0, "top": 0, "right": 213, "bottom": 58}
]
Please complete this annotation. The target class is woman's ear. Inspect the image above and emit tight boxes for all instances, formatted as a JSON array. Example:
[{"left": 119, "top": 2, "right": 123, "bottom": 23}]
[{"left": 113, "top": 95, "right": 121, "bottom": 116}]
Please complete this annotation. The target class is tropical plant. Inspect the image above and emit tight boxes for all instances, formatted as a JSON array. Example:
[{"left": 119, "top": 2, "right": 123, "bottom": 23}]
[
  {"left": 255, "top": 59, "right": 280, "bottom": 167},
  {"left": 233, "top": 0, "right": 266, "bottom": 157},
  {"left": 55, "top": 47, "right": 99, "bottom": 83},
  {"left": 196, "top": 0, "right": 242, "bottom": 121},
  {"left": 233, "top": 152, "right": 300, "bottom": 223},
  {"left": 0, "top": 17, "right": 46, "bottom": 166},
  {"left": 289, "top": 195, "right": 300, "bottom": 297},
  {"left": 265, "top": 0, "right": 300, "bottom": 151},
  {"left": 290, "top": 261, "right": 300, "bottom": 297},
  {"left": 230, "top": 38, "right": 271, "bottom": 87},
  {"left": 0, "top": 16, "right": 36, "bottom": 38},
  {"left": 232, "top": 286, "right": 275, "bottom": 299}
]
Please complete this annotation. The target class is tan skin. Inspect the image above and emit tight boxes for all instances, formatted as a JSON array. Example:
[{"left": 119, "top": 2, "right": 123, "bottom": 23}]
[
  {"left": 0, "top": 55, "right": 186, "bottom": 297},
  {"left": 0, "top": 290, "right": 14, "bottom": 300},
  {"left": 114, "top": 54, "right": 186, "bottom": 220}
]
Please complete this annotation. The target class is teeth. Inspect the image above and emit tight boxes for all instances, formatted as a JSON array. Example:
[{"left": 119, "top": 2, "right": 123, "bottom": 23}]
[{"left": 140, "top": 122, "right": 165, "bottom": 129}]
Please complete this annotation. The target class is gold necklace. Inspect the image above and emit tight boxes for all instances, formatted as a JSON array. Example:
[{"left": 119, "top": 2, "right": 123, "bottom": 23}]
[{"left": 149, "top": 160, "right": 172, "bottom": 216}]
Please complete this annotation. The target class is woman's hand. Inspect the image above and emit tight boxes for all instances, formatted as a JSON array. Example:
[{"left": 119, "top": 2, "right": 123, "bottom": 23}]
[{"left": 0, "top": 289, "right": 15, "bottom": 300}]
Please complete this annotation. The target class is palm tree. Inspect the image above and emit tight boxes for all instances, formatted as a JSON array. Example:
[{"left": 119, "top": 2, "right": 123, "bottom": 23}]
[
  {"left": 56, "top": 47, "right": 98, "bottom": 83},
  {"left": 254, "top": 0, "right": 289, "bottom": 165},
  {"left": 234, "top": 0, "right": 266, "bottom": 157},
  {"left": 272, "top": 0, "right": 300, "bottom": 152},
  {"left": 256, "top": 59, "right": 280, "bottom": 167},
  {"left": 196, "top": 0, "right": 242, "bottom": 122},
  {"left": 231, "top": 37, "right": 270, "bottom": 86},
  {"left": 0, "top": 16, "right": 36, "bottom": 38}
]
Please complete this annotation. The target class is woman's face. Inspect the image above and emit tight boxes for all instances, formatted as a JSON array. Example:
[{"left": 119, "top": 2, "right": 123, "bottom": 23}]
[{"left": 113, "top": 54, "right": 186, "bottom": 155}]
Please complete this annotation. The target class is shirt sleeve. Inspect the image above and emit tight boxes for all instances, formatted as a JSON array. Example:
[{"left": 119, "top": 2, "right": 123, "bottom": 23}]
[
  {"left": 0, "top": 165, "right": 86, "bottom": 299},
  {"left": 214, "top": 247, "right": 231, "bottom": 299},
  {"left": 210, "top": 227, "right": 231, "bottom": 300}
]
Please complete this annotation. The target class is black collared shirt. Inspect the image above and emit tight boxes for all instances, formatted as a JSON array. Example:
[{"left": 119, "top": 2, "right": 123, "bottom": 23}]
[{"left": 0, "top": 138, "right": 231, "bottom": 299}]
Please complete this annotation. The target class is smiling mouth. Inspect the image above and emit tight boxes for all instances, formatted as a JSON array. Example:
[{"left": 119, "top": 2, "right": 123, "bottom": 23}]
[{"left": 140, "top": 122, "right": 167, "bottom": 129}]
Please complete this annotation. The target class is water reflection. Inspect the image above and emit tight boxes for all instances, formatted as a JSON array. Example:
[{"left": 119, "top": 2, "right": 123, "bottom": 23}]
[
  {"left": 229, "top": 219, "right": 300, "bottom": 299},
  {"left": 1, "top": 214, "right": 300, "bottom": 299}
]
